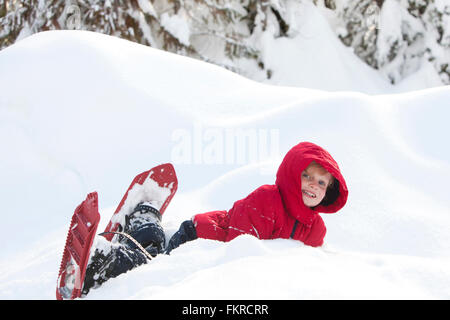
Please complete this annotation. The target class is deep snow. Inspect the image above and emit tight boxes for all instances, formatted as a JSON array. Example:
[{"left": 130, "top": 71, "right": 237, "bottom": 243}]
[{"left": 0, "top": 29, "right": 449, "bottom": 299}]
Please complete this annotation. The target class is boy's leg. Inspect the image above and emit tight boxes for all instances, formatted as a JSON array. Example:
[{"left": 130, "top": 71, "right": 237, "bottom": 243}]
[
  {"left": 82, "top": 240, "right": 147, "bottom": 296},
  {"left": 82, "top": 202, "right": 166, "bottom": 295}
]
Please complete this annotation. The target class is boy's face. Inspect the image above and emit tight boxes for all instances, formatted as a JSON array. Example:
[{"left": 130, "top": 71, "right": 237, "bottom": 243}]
[{"left": 300, "top": 162, "right": 333, "bottom": 207}]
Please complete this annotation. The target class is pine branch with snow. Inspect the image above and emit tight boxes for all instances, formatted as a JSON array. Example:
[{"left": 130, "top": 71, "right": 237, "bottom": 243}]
[{"left": 0, "top": 0, "right": 449, "bottom": 85}]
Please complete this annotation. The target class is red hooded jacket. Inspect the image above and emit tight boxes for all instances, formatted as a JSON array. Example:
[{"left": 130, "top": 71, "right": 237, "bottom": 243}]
[{"left": 192, "top": 142, "right": 348, "bottom": 247}]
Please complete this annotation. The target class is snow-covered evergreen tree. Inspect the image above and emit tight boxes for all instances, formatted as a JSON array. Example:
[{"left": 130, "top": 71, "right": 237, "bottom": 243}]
[
  {"left": 315, "top": 0, "right": 450, "bottom": 84},
  {"left": 1, "top": 0, "right": 449, "bottom": 85}
]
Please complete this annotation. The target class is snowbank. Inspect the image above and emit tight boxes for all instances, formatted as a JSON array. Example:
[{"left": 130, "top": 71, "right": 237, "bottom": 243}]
[{"left": 0, "top": 30, "right": 449, "bottom": 299}]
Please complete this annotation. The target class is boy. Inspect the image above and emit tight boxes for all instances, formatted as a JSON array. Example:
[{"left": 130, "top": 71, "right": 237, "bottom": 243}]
[{"left": 82, "top": 141, "right": 348, "bottom": 295}]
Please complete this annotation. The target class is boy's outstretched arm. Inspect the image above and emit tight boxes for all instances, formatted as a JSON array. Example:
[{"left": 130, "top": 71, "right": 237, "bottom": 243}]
[
  {"left": 165, "top": 220, "right": 198, "bottom": 254},
  {"left": 193, "top": 186, "right": 279, "bottom": 243}
]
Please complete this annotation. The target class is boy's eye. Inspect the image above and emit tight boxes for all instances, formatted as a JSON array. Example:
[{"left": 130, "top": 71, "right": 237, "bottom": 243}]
[
  {"left": 318, "top": 180, "right": 326, "bottom": 186},
  {"left": 302, "top": 173, "right": 309, "bottom": 179}
]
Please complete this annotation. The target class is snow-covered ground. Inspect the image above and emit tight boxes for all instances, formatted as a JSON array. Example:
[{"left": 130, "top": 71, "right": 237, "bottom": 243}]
[{"left": 0, "top": 29, "right": 449, "bottom": 300}]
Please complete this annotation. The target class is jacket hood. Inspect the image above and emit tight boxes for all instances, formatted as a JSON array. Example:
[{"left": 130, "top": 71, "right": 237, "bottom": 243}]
[{"left": 275, "top": 142, "right": 348, "bottom": 226}]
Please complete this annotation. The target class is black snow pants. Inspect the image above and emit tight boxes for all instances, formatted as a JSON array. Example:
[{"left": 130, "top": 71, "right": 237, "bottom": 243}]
[{"left": 82, "top": 203, "right": 197, "bottom": 296}]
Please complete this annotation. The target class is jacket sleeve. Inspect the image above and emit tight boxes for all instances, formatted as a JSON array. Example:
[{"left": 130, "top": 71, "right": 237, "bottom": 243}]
[
  {"left": 193, "top": 186, "right": 277, "bottom": 242},
  {"left": 192, "top": 209, "right": 230, "bottom": 242},
  {"left": 302, "top": 215, "right": 326, "bottom": 247}
]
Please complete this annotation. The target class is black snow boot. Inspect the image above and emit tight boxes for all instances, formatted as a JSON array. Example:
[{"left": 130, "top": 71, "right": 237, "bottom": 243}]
[{"left": 122, "top": 202, "right": 166, "bottom": 255}]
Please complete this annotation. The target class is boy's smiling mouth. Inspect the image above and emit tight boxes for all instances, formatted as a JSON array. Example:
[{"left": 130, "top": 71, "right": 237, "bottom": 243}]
[{"left": 302, "top": 190, "right": 316, "bottom": 198}]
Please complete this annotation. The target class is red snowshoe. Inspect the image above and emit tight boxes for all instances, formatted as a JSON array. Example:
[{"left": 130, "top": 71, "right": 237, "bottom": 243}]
[
  {"left": 103, "top": 163, "right": 178, "bottom": 242},
  {"left": 56, "top": 192, "right": 100, "bottom": 300},
  {"left": 56, "top": 163, "right": 178, "bottom": 299}
]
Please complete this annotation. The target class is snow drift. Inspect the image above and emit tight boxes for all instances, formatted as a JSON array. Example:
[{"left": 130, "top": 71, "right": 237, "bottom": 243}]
[{"left": 0, "top": 30, "right": 449, "bottom": 299}]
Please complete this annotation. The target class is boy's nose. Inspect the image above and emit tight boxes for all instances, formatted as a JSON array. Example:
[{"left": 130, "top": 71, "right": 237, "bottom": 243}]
[{"left": 309, "top": 180, "right": 318, "bottom": 188}]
